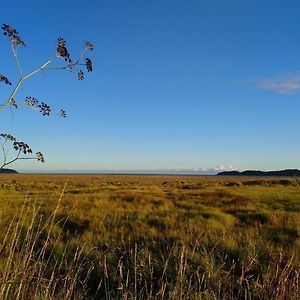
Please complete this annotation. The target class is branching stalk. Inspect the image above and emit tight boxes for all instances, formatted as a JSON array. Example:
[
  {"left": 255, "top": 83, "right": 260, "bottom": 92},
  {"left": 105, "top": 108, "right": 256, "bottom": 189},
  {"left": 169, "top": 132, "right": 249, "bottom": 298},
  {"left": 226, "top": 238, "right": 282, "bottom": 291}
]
[
  {"left": 0, "top": 26, "right": 94, "bottom": 170},
  {"left": 0, "top": 151, "right": 38, "bottom": 169},
  {"left": 0, "top": 57, "right": 56, "bottom": 114}
]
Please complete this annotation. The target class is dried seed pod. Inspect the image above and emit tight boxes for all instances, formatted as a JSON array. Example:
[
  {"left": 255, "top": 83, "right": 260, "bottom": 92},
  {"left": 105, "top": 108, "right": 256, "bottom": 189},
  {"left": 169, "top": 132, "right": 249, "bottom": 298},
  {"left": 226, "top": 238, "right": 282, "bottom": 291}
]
[
  {"left": 56, "top": 37, "right": 71, "bottom": 63},
  {"left": 0, "top": 134, "right": 16, "bottom": 141},
  {"left": 2, "top": 24, "right": 25, "bottom": 46},
  {"left": 36, "top": 152, "right": 45, "bottom": 162},
  {"left": 26, "top": 96, "right": 39, "bottom": 107},
  {"left": 59, "top": 109, "right": 67, "bottom": 118},
  {"left": 77, "top": 70, "right": 84, "bottom": 80},
  {"left": 0, "top": 74, "right": 12, "bottom": 85},
  {"left": 37, "top": 102, "right": 51, "bottom": 116},
  {"left": 86, "top": 58, "right": 93, "bottom": 72},
  {"left": 86, "top": 41, "right": 94, "bottom": 51}
]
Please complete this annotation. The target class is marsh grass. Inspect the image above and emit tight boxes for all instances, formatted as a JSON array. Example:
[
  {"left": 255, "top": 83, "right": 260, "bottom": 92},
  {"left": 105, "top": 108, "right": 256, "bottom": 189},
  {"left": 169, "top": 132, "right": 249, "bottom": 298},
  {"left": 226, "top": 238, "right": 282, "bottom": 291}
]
[
  {"left": 0, "top": 175, "right": 299, "bottom": 299},
  {"left": 0, "top": 184, "right": 94, "bottom": 299}
]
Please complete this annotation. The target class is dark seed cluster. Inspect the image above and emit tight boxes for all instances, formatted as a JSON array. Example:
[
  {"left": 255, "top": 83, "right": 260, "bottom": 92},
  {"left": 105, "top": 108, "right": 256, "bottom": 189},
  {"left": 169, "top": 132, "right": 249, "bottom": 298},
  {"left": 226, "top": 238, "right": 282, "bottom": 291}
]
[
  {"left": 0, "top": 134, "right": 16, "bottom": 141},
  {"left": 57, "top": 37, "right": 72, "bottom": 63},
  {"left": 59, "top": 109, "right": 67, "bottom": 118},
  {"left": 86, "top": 58, "right": 93, "bottom": 72},
  {"left": 37, "top": 102, "right": 51, "bottom": 116},
  {"left": 0, "top": 25, "right": 96, "bottom": 168},
  {"left": 2, "top": 24, "right": 25, "bottom": 46},
  {"left": 55, "top": 39, "right": 94, "bottom": 80},
  {"left": 26, "top": 96, "right": 39, "bottom": 107},
  {"left": 0, "top": 25, "right": 95, "bottom": 138},
  {"left": 26, "top": 96, "right": 65, "bottom": 118},
  {"left": 1, "top": 133, "right": 45, "bottom": 163},
  {"left": 2, "top": 24, "right": 17, "bottom": 37},
  {"left": 14, "top": 36, "right": 25, "bottom": 47},
  {"left": 36, "top": 152, "right": 45, "bottom": 163},
  {"left": 13, "top": 141, "right": 32, "bottom": 154},
  {"left": 77, "top": 70, "right": 84, "bottom": 80},
  {"left": 0, "top": 74, "right": 12, "bottom": 85},
  {"left": 10, "top": 98, "right": 18, "bottom": 108}
]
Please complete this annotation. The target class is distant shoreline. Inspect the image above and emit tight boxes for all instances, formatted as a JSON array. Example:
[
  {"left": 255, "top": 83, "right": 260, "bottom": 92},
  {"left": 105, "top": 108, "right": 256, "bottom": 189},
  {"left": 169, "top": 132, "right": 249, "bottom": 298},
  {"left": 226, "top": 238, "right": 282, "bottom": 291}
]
[
  {"left": 2, "top": 168, "right": 299, "bottom": 177},
  {"left": 5, "top": 171, "right": 300, "bottom": 178},
  {"left": 20, "top": 172, "right": 216, "bottom": 176}
]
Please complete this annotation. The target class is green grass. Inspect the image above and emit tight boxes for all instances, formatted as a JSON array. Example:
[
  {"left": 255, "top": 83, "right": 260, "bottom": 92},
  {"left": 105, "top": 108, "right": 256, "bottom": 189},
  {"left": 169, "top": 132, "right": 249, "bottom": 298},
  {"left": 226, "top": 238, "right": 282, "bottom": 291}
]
[{"left": 0, "top": 174, "right": 299, "bottom": 299}]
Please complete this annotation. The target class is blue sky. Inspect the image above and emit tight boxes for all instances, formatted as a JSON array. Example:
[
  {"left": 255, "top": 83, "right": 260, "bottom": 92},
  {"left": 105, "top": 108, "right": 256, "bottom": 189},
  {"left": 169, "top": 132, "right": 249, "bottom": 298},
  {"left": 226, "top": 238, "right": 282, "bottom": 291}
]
[{"left": 1, "top": 0, "right": 300, "bottom": 173}]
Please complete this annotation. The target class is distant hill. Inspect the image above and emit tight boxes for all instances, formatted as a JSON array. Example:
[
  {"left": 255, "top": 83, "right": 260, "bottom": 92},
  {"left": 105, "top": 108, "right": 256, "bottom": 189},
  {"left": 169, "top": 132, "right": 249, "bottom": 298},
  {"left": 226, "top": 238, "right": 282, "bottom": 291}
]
[
  {"left": 217, "top": 169, "right": 300, "bottom": 177},
  {"left": 0, "top": 169, "right": 18, "bottom": 174}
]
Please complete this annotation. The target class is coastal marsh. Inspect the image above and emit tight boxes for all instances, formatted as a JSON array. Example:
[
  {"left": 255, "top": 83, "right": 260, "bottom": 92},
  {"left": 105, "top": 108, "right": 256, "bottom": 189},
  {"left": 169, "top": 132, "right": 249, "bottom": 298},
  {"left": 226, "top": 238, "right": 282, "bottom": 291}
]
[{"left": 0, "top": 174, "right": 299, "bottom": 299}]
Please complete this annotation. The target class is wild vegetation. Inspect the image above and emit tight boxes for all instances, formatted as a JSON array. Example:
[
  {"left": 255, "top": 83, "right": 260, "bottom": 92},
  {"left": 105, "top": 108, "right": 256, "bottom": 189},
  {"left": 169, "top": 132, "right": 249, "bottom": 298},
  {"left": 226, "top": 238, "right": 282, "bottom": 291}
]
[
  {"left": 0, "top": 174, "right": 299, "bottom": 299},
  {"left": 0, "top": 24, "right": 94, "bottom": 170}
]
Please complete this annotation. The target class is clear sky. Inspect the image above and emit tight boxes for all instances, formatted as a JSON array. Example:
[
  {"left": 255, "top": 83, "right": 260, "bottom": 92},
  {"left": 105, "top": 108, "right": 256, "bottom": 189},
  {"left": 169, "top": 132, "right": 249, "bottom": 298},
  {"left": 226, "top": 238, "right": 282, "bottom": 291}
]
[{"left": 1, "top": 0, "right": 300, "bottom": 173}]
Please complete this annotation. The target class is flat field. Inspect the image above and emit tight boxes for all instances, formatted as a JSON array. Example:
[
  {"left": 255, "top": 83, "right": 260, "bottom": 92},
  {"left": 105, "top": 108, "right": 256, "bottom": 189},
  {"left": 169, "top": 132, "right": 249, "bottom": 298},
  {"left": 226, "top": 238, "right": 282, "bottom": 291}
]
[{"left": 0, "top": 174, "right": 299, "bottom": 299}]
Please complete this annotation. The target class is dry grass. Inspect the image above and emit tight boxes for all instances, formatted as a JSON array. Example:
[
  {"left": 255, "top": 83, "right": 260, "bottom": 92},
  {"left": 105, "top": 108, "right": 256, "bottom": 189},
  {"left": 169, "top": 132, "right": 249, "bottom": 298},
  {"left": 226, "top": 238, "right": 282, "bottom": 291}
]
[{"left": 0, "top": 174, "right": 299, "bottom": 299}]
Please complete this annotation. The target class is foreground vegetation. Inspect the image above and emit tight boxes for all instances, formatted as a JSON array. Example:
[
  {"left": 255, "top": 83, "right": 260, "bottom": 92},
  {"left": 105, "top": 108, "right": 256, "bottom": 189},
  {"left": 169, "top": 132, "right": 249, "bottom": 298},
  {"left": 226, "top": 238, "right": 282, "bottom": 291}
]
[{"left": 0, "top": 174, "right": 299, "bottom": 299}]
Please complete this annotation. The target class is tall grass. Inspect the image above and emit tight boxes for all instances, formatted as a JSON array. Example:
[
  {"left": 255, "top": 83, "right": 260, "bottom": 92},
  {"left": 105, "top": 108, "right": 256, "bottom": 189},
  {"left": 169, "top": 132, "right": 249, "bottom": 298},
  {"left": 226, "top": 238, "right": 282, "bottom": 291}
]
[
  {"left": 0, "top": 175, "right": 299, "bottom": 299},
  {"left": 0, "top": 185, "right": 93, "bottom": 299}
]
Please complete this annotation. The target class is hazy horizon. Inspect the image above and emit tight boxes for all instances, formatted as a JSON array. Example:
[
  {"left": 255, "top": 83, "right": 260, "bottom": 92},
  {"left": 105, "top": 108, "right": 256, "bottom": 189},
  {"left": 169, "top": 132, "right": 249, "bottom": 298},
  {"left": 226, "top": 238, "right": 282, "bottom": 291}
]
[{"left": 13, "top": 166, "right": 300, "bottom": 175}]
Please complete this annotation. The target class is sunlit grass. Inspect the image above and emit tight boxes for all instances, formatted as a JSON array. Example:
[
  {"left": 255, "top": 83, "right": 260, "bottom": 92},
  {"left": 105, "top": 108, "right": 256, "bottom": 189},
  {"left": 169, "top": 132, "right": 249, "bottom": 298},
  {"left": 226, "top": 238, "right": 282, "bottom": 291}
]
[{"left": 0, "top": 174, "right": 299, "bottom": 299}]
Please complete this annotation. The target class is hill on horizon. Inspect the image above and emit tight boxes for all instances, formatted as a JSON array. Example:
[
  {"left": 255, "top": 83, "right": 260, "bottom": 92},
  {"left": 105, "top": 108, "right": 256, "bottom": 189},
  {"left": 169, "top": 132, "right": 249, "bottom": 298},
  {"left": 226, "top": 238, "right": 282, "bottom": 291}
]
[{"left": 217, "top": 169, "right": 300, "bottom": 177}]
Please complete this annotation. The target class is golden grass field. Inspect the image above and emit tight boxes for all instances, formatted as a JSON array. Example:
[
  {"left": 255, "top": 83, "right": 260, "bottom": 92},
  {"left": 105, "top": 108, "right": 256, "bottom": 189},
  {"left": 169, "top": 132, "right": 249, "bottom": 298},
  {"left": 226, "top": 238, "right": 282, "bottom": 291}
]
[{"left": 0, "top": 174, "right": 299, "bottom": 299}]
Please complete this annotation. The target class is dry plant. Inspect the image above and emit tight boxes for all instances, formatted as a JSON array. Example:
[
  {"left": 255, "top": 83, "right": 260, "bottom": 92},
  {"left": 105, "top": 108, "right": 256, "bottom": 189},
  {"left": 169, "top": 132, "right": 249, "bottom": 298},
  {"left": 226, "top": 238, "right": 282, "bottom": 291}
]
[
  {"left": 0, "top": 133, "right": 44, "bottom": 169},
  {"left": 0, "top": 24, "right": 94, "bottom": 169}
]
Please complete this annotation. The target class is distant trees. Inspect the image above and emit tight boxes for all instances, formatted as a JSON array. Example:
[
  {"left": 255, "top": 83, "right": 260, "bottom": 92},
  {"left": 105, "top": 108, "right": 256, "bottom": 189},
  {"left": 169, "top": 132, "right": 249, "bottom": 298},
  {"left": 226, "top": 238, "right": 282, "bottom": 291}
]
[{"left": 0, "top": 24, "right": 94, "bottom": 170}]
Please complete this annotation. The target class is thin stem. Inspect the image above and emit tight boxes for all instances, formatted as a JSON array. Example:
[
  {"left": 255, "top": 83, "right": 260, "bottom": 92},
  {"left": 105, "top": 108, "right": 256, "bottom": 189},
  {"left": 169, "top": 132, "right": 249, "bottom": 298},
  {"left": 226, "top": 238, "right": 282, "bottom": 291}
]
[
  {"left": 23, "top": 57, "right": 57, "bottom": 80},
  {"left": 0, "top": 46, "right": 88, "bottom": 115},
  {"left": 0, "top": 57, "right": 56, "bottom": 114},
  {"left": 45, "top": 63, "right": 86, "bottom": 70},
  {"left": 0, "top": 78, "right": 23, "bottom": 113},
  {"left": 44, "top": 47, "right": 88, "bottom": 70},
  {"left": 0, "top": 139, "right": 7, "bottom": 166},
  {"left": 18, "top": 102, "right": 40, "bottom": 110},
  {"left": 1, "top": 149, "right": 20, "bottom": 168},
  {"left": 43, "top": 66, "right": 72, "bottom": 70},
  {"left": 14, "top": 101, "right": 64, "bottom": 117},
  {"left": 11, "top": 40, "right": 23, "bottom": 78},
  {"left": 0, "top": 152, "right": 37, "bottom": 169},
  {"left": 77, "top": 46, "right": 88, "bottom": 64}
]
